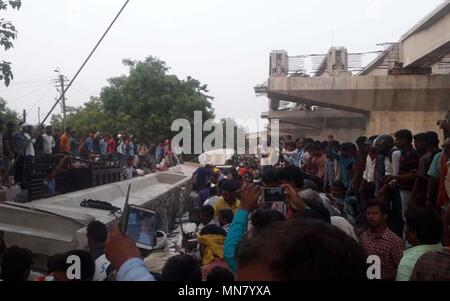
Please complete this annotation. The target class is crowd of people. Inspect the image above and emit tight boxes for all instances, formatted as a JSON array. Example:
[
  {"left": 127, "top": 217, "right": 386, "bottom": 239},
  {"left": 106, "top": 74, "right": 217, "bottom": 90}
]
[
  {"left": 1, "top": 117, "right": 450, "bottom": 282},
  {"left": 0, "top": 121, "right": 181, "bottom": 198}
]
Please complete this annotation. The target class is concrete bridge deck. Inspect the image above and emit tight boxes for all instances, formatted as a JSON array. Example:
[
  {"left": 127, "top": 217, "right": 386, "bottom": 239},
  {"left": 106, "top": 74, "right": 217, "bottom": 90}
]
[{"left": 0, "top": 164, "right": 198, "bottom": 257}]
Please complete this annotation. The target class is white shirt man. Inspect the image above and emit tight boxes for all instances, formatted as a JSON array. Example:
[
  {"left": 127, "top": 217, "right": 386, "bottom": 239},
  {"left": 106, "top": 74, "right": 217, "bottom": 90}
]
[
  {"left": 385, "top": 150, "right": 401, "bottom": 176},
  {"left": 41, "top": 133, "right": 55, "bottom": 155},
  {"left": 204, "top": 195, "right": 221, "bottom": 207},
  {"left": 331, "top": 216, "right": 358, "bottom": 241},
  {"left": 363, "top": 154, "right": 377, "bottom": 183},
  {"left": 258, "top": 144, "right": 271, "bottom": 166},
  {"left": 123, "top": 165, "right": 135, "bottom": 180},
  {"left": 117, "top": 141, "right": 126, "bottom": 155},
  {"left": 24, "top": 132, "right": 35, "bottom": 157}
]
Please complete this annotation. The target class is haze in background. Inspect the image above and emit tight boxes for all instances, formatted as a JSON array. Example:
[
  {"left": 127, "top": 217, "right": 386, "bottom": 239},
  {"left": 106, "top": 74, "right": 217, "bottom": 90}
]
[{"left": 0, "top": 0, "right": 444, "bottom": 131}]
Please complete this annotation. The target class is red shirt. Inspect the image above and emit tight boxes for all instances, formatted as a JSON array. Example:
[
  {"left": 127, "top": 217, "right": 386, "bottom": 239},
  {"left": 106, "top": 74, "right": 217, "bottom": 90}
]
[
  {"left": 108, "top": 138, "right": 116, "bottom": 154},
  {"left": 239, "top": 167, "right": 249, "bottom": 177},
  {"left": 360, "top": 228, "right": 405, "bottom": 280}
]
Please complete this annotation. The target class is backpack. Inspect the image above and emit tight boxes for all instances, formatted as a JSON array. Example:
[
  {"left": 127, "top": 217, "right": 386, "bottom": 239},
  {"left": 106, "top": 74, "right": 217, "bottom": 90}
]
[{"left": 12, "top": 132, "right": 28, "bottom": 155}]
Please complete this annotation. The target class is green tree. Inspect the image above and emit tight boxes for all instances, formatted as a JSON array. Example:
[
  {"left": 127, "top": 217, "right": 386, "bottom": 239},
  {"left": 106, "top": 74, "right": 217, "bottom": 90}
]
[
  {"left": 0, "top": 97, "right": 20, "bottom": 123},
  {"left": 99, "top": 56, "right": 215, "bottom": 144},
  {"left": 51, "top": 98, "right": 111, "bottom": 136},
  {"left": 51, "top": 56, "right": 215, "bottom": 149},
  {"left": 0, "top": 0, "right": 22, "bottom": 86}
]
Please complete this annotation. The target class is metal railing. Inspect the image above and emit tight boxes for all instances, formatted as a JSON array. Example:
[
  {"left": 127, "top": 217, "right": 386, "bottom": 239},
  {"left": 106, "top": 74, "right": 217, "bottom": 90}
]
[
  {"left": 287, "top": 50, "right": 385, "bottom": 76},
  {"left": 24, "top": 156, "right": 124, "bottom": 202}
]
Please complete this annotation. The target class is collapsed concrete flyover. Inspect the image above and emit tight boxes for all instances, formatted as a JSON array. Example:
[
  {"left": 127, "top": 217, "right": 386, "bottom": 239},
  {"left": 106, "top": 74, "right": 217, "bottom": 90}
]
[{"left": 257, "top": 0, "right": 450, "bottom": 141}]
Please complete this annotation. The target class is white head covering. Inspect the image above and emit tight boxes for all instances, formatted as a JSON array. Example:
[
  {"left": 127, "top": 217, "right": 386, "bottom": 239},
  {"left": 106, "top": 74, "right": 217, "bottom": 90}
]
[
  {"left": 154, "top": 231, "right": 169, "bottom": 251},
  {"left": 331, "top": 216, "right": 358, "bottom": 241}
]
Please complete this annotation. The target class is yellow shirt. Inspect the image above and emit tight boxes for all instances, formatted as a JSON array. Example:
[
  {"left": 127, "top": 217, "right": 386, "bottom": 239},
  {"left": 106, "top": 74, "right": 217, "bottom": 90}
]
[{"left": 213, "top": 197, "right": 241, "bottom": 216}]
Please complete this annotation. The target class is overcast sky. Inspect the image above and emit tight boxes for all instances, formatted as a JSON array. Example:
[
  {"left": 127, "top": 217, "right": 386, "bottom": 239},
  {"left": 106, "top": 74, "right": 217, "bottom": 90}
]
[{"left": 0, "top": 0, "right": 444, "bottom": 130}]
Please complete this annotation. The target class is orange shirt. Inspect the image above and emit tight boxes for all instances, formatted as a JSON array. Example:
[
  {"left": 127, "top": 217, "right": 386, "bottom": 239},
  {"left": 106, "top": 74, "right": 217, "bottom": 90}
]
[{"left": 60, "top": 134, "right": 70, "bottom": 154}]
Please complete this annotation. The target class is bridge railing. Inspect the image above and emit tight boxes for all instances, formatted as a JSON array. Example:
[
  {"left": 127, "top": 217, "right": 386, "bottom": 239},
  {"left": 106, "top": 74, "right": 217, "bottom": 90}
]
[{"left": 25, "top": 155, "right": 124, "bottom": 202}]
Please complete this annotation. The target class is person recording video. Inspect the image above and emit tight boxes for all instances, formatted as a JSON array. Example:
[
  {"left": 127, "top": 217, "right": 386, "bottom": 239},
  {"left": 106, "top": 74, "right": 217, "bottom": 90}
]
[{"left": 126, "top": 210, "right": 156, "bottom": 247}]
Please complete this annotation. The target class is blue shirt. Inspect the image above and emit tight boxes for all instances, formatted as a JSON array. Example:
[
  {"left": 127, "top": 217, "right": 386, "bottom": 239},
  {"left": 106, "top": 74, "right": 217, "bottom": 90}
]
[
  {"left": 155, "top": 145, "right": 162, "bottom": 160},
  {"left": 99, "top": 139, "right": 108, "bottom": 156},
  {"left": 295, "top": 149, "right": 303, "bottom": 166},
  {"left": 93, "top": 139, "right": 101, "bottom": 155},
  {"left": 85, "top": 137, "right": 93, "bottom": 153},
  {"left": 329, "top": 150, "right": 355, "bottom": 188},
  {"left": 194, "top": 167, "right": 211, "bottom": 188},
  {"left": 126, "top": 143, "right": 135, "bottom": 158},
  {"left": 340, "top": 157, "right": 355, "bottom": 188},
  {"left": 284, "top": 149, "right": 302, "bottom": 167},
  {"left": 70, "top": 137, "right": 78, "bottom": 158},
  {"left": 224, "top": 209, "right": 249, "bottom": 273},
  {"left": 117, "top": 258, "right": 155, "bottom": 281},
  {"left": 42, "top": 178, "right": 56, "bottom": 195},
  {"left": 199, "top": 187, "right": 211, "bottom": 204},
  {"left": 326, "top": 159, "right": 336, "bottom": 186},
  {"left": 428, "top": 152, "right": 443, "bottom": 178}
]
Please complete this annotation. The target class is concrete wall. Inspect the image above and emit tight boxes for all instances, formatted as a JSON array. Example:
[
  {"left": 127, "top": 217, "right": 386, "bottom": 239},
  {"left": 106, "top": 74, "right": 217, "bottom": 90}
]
[
  {"left": 431, "top": 54, "right": 450, "bottom": 74},
  {"left": 269, "top": 109, "right": 367, "bottom": 129},
  {"left": 366, "top": 111, "right": 447, "bottom": 142},
  {"left": 365, "top": 68, "right": 389, "bottom": 76},
  {"left": 400, "top": 6, "right": 450, "bottom": 68},
  {"left": 277, "top": 124, "right": 365, "bottom": 142},
  {"left": 274, "top": 110, "right": 447, "bottom": 142},
  {"left": 269, "top": 75, "right": 450, "bottom": 113}
]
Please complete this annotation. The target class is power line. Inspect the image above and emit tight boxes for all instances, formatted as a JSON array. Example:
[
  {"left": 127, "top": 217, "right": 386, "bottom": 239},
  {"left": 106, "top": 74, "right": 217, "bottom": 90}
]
[
  {"left": 72, "top": 85, "right": 94, "bottom": 98},
  {"left": 6, "top": 78, "right": 54, "bottom": 85},
  {"left": 2, "top": 0, "right": 131, "bottom": 182},
  {"left": 41, "top": 0, "right": 131, "bottom": 126},
  {"left": 75, "top": 82, "right": 98, "bottom": 96},
  {"left": 0, "top": 80, "right": 54, "bottom": 92},
  {"left": 26, "top": 85, "right": 54, "bottom": 115},
  {"left": 7, "top": 83, "right": 53, "bottom": 103}
]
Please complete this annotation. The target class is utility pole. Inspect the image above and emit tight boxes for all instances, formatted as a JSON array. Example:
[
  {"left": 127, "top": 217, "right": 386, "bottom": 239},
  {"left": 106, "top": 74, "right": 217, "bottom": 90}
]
[
  {"left": 38, "top": 107, "right": 40, "bottom": 124},
  {"left": 22, "top": 109, "right": 26, "bottom": 124},
  {"left": 59, "top": 74, "right": 67, "bottom": 131},
  {"left": 54, "top": 68, "right": 68, "bottom": 131}
]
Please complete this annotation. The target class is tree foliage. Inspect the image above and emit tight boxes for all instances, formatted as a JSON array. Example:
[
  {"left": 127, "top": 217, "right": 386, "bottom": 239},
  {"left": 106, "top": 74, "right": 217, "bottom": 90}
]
[
  {"left": 52, "top": 56, "right": 215, "bottom": 146},
  {"left": 50, "top": 98, "right": 111, "bottom": 136},
  {"left": 0, "top": 0, "right": 22, "bottom": 87},
  {"left": 0, "top": 97, "right": 20, "bottom": 124}
]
